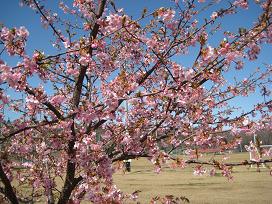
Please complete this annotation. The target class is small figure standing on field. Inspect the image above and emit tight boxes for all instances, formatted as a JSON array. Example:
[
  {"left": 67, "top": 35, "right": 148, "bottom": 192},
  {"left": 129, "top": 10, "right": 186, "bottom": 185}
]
[{"left": 123, "top": 159, "right": 132, "bottom": 172}]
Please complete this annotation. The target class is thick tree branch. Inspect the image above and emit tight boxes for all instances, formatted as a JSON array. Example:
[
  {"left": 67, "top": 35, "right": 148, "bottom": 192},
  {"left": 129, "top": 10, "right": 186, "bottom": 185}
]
[
  {"left": 25, "top": 86, "right": 64, "bottom": 120},
  {"left": 58, "top": 1, "right": 107, "bottom": 204},
  {"left": 184, "top": 159, "right": 272, "bottom": 167},
  {"left": 112, "top": 153, "right": 272, "bottom": 168},
  {"left": 0, "top": 162, "right": 19, "bottom": 204},
  {"left": 0, "top": 119, "right": 59, "bottom": 144}
]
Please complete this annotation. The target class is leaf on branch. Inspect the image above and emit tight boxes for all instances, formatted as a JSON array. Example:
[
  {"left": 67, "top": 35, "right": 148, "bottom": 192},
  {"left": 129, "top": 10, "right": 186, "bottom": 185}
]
[
  {"left": 198, "top": 34, "right": 207, "bottom": 46},
  {"left": 141, "top": 8, "right": 147, "bottom": 18},
  {"left": 238, "top": 27, "right": 247, "bottom": 36},
  {"left": 122, "top": 16, "right": 126, "bottom": 27}
]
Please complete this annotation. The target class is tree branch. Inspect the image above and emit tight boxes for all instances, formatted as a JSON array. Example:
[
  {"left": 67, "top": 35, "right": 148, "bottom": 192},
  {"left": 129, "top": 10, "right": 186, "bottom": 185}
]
[
  {"left": 33, "top": 0, "right": 65, "bottom": 42},
  {"left": 0, "top": 162, "right": 19, "bottom": 204},
  {"left": 58, "top": 1, "right": 107, "bottom": 203},
  {"left": 25, "top": 86, "right": 64, "bottom": 120},
  {"left": 0, "top": 119, "right": 59, "bottom": 144}
]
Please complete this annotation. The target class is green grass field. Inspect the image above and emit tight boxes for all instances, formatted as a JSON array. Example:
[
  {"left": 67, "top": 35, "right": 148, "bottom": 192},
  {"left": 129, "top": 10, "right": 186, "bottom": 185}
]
[{"left": 113, "top": 153, "right": 272, "bottom": 204}]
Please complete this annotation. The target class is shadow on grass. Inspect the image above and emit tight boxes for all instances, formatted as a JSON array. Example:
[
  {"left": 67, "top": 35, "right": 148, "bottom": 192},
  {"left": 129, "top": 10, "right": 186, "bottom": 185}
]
[{"left": 163, "top": 182, "right": 221, "bottom": 187}]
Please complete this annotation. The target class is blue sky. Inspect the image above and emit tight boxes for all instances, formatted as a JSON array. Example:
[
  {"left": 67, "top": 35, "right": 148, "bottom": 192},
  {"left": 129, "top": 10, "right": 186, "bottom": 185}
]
[{"left": 0, "top": 0, "right": 271, "bottom": 120}]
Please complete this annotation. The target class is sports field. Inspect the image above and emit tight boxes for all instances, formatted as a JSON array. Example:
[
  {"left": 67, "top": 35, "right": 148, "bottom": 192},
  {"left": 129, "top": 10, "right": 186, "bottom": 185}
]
[{"left": 113, "top": 153, "right": 272, "bottom": 204}]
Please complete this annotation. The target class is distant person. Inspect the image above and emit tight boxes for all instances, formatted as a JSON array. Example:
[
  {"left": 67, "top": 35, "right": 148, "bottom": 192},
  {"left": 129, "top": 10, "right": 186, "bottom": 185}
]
[{"left": 123, "top": 159, "right": 132, "bottom": 172}]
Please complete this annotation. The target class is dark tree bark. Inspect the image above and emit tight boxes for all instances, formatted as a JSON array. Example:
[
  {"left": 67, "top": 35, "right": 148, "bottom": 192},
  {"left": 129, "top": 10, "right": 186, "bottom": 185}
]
[
  {"left": 57, "top": 1, "right": 107, "bottom": 203},
  {"left": 0, "top": 162, "right": 19, "bottom": 204}
]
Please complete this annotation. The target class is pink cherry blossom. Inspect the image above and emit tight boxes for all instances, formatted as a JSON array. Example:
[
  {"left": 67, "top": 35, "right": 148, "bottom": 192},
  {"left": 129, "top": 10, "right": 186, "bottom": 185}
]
[
  {"left": 211, "top": 12, "right": 218, "bottom": 20},
  {"left": 193, "top": 165, "right": 206, "bottom": 176},
  {"left": 157, "top": 8, "right": 176, "bottom": 22},
  {"left": 234, "top": 0, "right": 249, "bottom": 9},
  {"left": 0, "top": 0, "right": 272, "bottom": 203}
]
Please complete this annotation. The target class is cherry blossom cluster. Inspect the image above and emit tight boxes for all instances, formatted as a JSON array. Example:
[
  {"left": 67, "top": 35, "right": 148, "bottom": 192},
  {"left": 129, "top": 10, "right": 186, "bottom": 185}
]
[{"left": 0, "top": 26, "right": 29, "bottom": 56}]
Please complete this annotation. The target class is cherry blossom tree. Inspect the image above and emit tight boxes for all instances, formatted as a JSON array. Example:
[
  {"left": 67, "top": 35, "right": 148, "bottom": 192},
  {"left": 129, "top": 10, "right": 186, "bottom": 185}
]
[{"left": 0, "top": 0, "right": 272, "bottom": 203}]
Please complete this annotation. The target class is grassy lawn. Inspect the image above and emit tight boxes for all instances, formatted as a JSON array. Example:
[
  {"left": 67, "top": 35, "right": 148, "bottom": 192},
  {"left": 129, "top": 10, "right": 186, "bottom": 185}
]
[
  {"left": 113, "top": 153, "right": 272, "bottom": 204},
  {"left": 5, "top": 153, "right": 271, "bottom": 203}
]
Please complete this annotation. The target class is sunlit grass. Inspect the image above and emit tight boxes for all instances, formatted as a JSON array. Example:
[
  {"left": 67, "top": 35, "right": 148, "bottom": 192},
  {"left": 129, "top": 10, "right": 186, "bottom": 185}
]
[
  {"left": 6, "top": 153, "right": 272, "bottom": 203},
  {"left": 113, "top": 153, "right": 272, "bottom": 203}
]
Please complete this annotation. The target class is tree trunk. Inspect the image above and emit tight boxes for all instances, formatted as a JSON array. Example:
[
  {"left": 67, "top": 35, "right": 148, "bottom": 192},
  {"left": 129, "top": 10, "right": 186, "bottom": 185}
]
[{"left": 0, "top": 162, "right": 19, "bottom": 204}]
